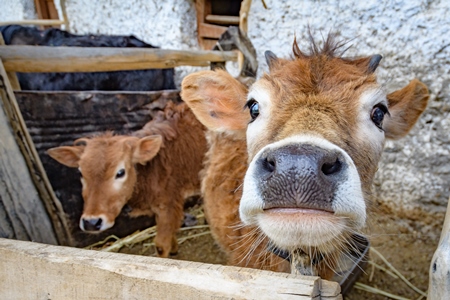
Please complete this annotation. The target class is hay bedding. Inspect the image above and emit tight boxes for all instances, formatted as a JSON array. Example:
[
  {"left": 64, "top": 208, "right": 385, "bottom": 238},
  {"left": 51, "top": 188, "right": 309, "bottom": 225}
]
[{"left": 86, "top": 204, "right": 438, "bottom": 300}]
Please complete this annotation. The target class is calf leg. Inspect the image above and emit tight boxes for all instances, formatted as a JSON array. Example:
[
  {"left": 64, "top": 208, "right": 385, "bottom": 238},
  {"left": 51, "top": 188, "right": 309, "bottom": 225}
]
[{"left": 153, "top": 202, "right": 183, "bottom": 258}]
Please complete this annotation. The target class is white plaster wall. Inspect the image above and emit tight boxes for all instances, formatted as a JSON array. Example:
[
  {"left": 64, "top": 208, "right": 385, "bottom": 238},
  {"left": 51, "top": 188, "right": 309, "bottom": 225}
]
[
  {"left": 247, "top": 0, "right": 450, "bottom": 215},
  {"left": 0, "top": 0, "right": 37, "bottom": 21}
]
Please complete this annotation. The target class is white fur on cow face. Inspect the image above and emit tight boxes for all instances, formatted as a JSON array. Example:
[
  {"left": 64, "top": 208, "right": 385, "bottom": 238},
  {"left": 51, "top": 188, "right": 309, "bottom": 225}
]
[
  {"left": 355, "top": 87, "right": 388, "bottom": 155},
  {"left": 112, "top": 161, "right": 127, "bottom": 191},
  {"left": 245, "top": 82, "right": 273, "bottom": 152},
  {"left": 239, "top": 134, "right": 366, "bottom": 251}
]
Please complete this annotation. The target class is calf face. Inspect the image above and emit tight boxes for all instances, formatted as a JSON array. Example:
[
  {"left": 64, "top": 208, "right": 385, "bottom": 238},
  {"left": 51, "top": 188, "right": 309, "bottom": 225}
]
[
  {"left": 48, "top": 133, "right": 162, "bottom": 232},
  {"left": 181, "top": 35, "right": 429, "bottom": 276}
]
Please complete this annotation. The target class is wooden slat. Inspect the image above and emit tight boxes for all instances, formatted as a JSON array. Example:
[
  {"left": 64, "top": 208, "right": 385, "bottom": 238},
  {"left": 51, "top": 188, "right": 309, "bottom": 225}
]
[
  {"left": 0, "top": 20, "right": 65, "bottom": 26},
  {"left": 206, "top": 14, "right": 240, "bottom": 25},
  {"left": 0, "top": 59, "right": 71, "bottom": 245},
  {"left": 201, "top": 39, "right": 218, "bottom": 51},
  {"left": 0, "top": 86, "right": 56, "bottom": 244},
  {"left": 0, "top": 33, "right": 20, "bottom": 90},
  {"left": 198, "top": 23, "right": 228, "bottom": 39},
  {"left": 0, "top": 238, "right": 342, "bottom": 299},
  {"left": 59, "top": 0, "right": 70, "bottom": 31},
  {"left": 0, "top": 46, "right": 238, "bottom": 73},
  {"left": 195, "top": 0, "right": 212, "bottom": 49}
]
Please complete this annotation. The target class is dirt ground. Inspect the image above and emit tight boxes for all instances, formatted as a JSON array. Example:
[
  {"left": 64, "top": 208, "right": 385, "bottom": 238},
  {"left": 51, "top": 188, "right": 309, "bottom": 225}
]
[{"left": 108, "top": 203, "right": 443, "bottom": 300}]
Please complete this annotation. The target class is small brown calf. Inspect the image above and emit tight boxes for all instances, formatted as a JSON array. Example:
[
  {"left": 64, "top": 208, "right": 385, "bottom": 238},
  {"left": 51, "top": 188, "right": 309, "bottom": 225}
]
[
  {"left": 181, "top": 34, "right": 429, "bottom": 278},
  {"left": 48, "top": 102, "right": 207, "bottom": 258}
]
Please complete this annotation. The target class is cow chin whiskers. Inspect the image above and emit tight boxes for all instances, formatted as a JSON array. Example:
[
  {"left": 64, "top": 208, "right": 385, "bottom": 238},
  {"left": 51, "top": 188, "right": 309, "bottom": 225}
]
[{"left": 258, "top": 213, "right": 354, "bottom": 253}]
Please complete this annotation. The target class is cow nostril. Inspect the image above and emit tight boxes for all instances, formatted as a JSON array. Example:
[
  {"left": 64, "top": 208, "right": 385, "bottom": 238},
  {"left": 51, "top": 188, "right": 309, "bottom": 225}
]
[
  {"left": 262, "top": 156, "right": 276, "bottom": 173},
  {"left": 321, "top": 159, "right": 342, "bottom": 176}
]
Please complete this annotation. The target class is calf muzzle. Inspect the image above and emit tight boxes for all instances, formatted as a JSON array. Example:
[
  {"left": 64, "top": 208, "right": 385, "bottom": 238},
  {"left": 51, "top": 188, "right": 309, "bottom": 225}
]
[{"left": 81, "top": 217, "right": 104, "bottom": 232}]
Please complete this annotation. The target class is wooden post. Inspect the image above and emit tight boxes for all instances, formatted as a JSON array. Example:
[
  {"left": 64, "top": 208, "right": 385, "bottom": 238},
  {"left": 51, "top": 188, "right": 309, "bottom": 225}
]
[
  {"left": 238, "top": 0, "right": 252, "bottom": 75},
  {"left": 0, "top": 46, "right": 238, "bottom": 72},
  {"left": 0, "top": 59, "right": 71, "bottom": 245},
  {"left": 0, "top": 33, "right": 20, "bottom": 91},
  {"left": 0, "top": 238, "right": 342, "bottom": 299},
  {"left": 428, "top": 196, "right": 450, "bottom": 299}
]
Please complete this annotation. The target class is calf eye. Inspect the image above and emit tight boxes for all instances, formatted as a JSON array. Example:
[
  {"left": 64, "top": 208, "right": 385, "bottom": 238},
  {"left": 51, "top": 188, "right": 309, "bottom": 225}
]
[
  {"left": 246, "top": 99, "right": 260, "bottom": 121},
  {"left": 371, "top": 104, "right": 388, "bottom": 130},
  {"left": 115, "top": 168, "right": 126, "bottom": 179}
]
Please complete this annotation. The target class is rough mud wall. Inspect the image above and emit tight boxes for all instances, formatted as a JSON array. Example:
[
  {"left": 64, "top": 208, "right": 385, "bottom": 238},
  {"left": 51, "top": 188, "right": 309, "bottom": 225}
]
[{"left": 247, "top": 0, "right": 450, "bottom": 215}]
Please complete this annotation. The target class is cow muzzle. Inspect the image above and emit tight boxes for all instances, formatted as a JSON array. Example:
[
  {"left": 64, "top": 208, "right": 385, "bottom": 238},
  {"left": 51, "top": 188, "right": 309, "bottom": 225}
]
[{"left": 239, "top": 135, "right": 366, "bottom": 251}]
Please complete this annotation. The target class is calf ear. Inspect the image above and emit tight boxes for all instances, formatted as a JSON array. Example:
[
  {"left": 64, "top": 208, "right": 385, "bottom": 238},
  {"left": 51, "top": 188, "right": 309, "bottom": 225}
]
[
  {"left": 47, "top": 146, "right": 84, "bottom": 168},
  {"left": 384, "top": 79, "right": 429, "bottom": 140},
  {"left": 181, "top": 69, "right": 250, "bottom": 132},
  {"left": 133, "top": 135, "right": 162, "bottom": 165}
]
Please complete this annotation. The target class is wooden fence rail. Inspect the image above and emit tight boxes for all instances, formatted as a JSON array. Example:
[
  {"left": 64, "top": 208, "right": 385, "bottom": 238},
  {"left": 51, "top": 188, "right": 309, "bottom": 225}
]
[
  {"left": 0, "top": 46, "right": 238, "bottom": 72},
  {"left": 0, "top": 238, "right": 341, "bottom": 300}
]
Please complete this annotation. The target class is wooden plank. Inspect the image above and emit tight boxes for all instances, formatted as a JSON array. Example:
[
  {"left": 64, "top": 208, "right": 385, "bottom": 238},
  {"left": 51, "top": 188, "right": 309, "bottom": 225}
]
[
  {"left": 201, "top": 38, "right": 218, "bottom": 51},
  {"left": 195, "top": 0, "right": 212, "bottom": 49},
  {"left": 0, "top": 59, "right": 71, "bottom": 246},
  {"left": 239, "top": 0, "right": 252, "bottom": 34},
  {"left": 59, "top": 0, "right": 70, "bottom": 31},
  {"left": 206, "top": 14, "right": 240, "bottom": 25},
  {"left": 0, "top": 33, "right": 20, "bottom": 90},
  {"left": 198, "top": 23, "right": 228, "bottom": 39},
  {"left": 0, "top": 46, "right": 238, "bottom": 72},
  {"left": 0, "top": 20, "right": 65, "bottom": 26},
  {"left": 46, "top": 0, "right": 60, "bottom": 20},
  {"left": 0, "top": 238, "right": 341, "bottom": 299},
  {"left": 0, "top": 89, "right": 56, "bottom": 244}
]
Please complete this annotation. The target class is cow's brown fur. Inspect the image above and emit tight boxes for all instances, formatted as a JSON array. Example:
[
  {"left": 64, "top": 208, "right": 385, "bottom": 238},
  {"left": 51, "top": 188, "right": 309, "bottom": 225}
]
[
  {"left": 48, "top": 102, "right": 207, "bottom": 258},
  {"left": 181, "top": 34, "right": 429, "bottom": 278},
  {"left": 201, "top": 131, "right": 289, "bottom": 272}
]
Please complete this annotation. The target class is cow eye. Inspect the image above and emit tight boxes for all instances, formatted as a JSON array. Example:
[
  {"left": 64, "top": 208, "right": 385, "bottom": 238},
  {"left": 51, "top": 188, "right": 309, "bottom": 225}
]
[
  {"left": 115, "top": 168, "right": 126, "bottom": 179},
  {"left": 246, "top": 99, "right": 260, "bottom": 121},
  {"left": 371, "top": 104, "right": 388, "bottom": 130}
]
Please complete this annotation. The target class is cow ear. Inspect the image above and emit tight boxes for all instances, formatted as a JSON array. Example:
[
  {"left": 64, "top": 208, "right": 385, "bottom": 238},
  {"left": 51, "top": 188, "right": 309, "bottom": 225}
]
[
  {"left": 384, "top": 79, "right": 429, "bottom": 139},
  {"left": 181, "top": 69, "right": 250, "bottom": 132},
  {"left": 47, "top": 146, "right": 84, "bottom": 168},
  {"left": 133, "top": 135, "right": 162, "bottom": 165}
]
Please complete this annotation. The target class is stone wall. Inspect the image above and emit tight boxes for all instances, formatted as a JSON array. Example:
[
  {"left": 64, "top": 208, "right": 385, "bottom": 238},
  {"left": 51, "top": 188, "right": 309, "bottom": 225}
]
[{"left": 247, "top": 0, "right": 450, "bottom": 215}]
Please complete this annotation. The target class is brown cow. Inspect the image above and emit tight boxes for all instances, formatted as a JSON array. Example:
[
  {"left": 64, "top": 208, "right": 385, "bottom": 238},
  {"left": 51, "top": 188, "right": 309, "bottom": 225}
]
[
  {"left": 181, "top": 34, "right": 429, "bottom": 278},
  {"left": 47, "top": 101, "right": 207, "bottom": 258}
]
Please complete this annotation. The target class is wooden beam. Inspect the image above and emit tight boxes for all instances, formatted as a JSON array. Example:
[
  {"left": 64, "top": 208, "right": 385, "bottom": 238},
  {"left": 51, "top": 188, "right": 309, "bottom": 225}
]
[
  {"left": 59, "top": 0, "right": 70, "bottom": 31},
  {"left": 0, "top": 19, "right": 65, "bottom": 26},
  {"left": 205, "top": 14, "right": 240, "bottom": 25},
  {"left": 0, "top": 84, "right": 55, "bottom": 244},
  {"left": 198, "top": 23, "right": 228, "bottom": 39},
  {"left": 195, "top": 0, "right": 212, "bottom": 49},
  {"left": 0, "top": 59, "right": 71, "bottom": 245},
  {"left": 239, "top": 0, "right": 252, "bottom": 34},
  {"left": 0, "top": 238, "right": 342, "bottom": 299},
  {"left": 0, "top": 33, "right": 20, "bottom": 90},
  {"left": 0, "top": 46, "right": 238, "bottom": 73}
]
